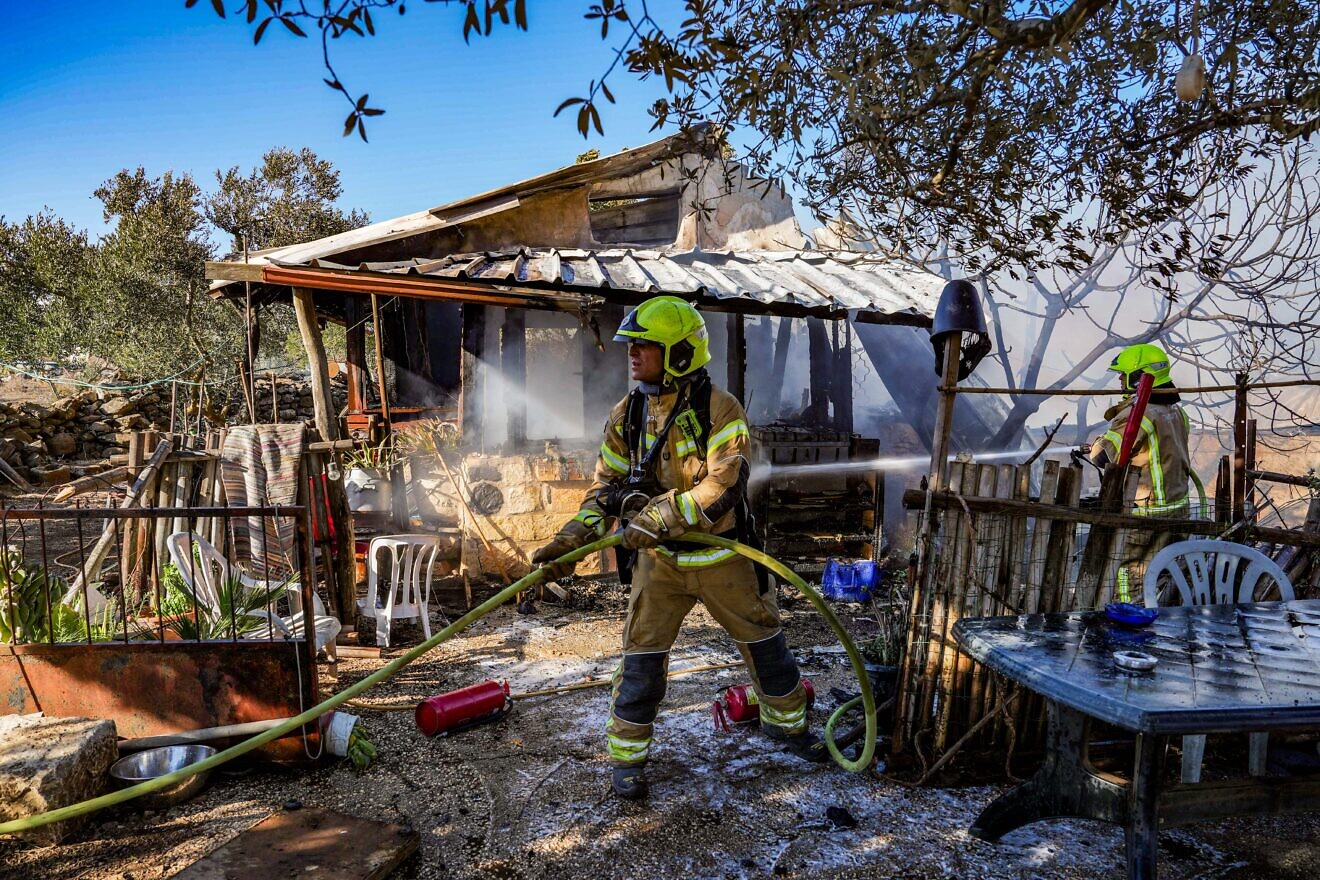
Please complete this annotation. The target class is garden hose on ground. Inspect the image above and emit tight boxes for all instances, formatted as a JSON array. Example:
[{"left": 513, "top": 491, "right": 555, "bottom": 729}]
[{"left": 0, "top": 534, "right": 876, "bottom": 836}]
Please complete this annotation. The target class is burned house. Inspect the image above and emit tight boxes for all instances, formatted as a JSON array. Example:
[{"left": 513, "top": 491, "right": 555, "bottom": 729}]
[{"left": 206, "top": 126, "right": 956, "bottom": 581}]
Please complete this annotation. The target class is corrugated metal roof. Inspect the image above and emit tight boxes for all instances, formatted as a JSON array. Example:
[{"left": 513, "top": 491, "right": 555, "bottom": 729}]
[{"left": 284, "top": 248, "right": 941, "bottom": 322}]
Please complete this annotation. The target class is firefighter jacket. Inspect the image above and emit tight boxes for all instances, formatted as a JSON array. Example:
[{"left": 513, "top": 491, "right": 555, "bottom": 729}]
[
  {"left": 572, "top": 376, "right": 752, "bottom": 569},
  {"left": 1091, "top": 396, "right": 1193, "bottom": 515}
]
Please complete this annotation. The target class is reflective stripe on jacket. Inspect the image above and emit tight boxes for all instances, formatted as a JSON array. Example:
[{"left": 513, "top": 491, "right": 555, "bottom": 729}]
[
  {"left": 580, "top": 381, "right": 751, "bottom": 569},
  {"left": 1092, "top": 398, "right": 1192, "bottom": 514}
]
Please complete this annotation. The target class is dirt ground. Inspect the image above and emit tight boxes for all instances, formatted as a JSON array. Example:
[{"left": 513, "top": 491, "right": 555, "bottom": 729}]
[{"left": 3, "top": 577, "right": 1319, "bottom": 880}]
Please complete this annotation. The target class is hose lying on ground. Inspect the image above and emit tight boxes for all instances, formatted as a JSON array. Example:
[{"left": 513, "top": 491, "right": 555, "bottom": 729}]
[{"left": 0, "top": 533, "right": 876, "bottom": 835}]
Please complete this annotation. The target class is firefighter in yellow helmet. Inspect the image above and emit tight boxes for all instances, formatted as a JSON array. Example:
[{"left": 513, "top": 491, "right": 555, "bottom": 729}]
[
  {"left": 1089, "top": 343, "right": 1204, "bottom": 602},
  {"left": 532, "top": 296, "right": 823, "bottom": 800}
]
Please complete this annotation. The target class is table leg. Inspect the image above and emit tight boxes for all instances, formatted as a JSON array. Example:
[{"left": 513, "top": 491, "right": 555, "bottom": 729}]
[
  {"left": 971, "top": 700, "right": 1128, "bottom": 841},
  {"left": 1126, "top": 732, "right": 1162, "bottom": 880}
]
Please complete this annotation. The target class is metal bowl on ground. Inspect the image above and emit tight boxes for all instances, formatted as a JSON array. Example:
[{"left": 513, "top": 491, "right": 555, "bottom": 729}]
[{"left": 109, "top": 744, "right": 217, "bottom": 808}]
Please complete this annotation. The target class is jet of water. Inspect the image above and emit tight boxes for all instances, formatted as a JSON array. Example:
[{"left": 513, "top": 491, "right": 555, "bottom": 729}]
[{"left": 752, "top": 446, "right": 1083, "bottom": 484}]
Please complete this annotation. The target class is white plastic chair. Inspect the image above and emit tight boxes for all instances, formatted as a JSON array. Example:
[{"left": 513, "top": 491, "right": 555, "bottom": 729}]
[
  {"left": 165, "top": 531, "right": 342, "bottom": 653},
  {"left": 1144, "top": 539, "right": 1294, "bottom": 783},
  {"left": 360, "top": 534, "right": 443, "bottom": 647}
]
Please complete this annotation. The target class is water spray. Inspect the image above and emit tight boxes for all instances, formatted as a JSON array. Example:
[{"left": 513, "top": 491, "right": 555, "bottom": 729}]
[{"left": 754, "top": 446, "right": 1084, "bottom": 484}]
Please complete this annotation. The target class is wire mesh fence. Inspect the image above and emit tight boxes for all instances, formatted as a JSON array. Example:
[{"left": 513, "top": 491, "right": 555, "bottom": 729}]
[{"left": 0, "top": 502, "right": 317, "bottom": 649}]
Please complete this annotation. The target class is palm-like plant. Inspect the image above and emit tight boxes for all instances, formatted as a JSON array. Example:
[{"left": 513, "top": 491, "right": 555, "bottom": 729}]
[{"left": 167, "top": 574, "right": 293, "bottom": 641}]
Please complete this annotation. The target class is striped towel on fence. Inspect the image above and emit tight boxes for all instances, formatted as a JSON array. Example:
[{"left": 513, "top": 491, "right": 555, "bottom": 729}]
[{"left": 220, "top": 424, "right": 307, "bottom": 579}]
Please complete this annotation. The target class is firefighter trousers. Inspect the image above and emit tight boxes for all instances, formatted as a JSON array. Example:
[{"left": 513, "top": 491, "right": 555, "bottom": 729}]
[
  {"left": 1115, "top": 509, "right": 1186, "bottom": 604},
  {"left": 606, "top": 551, "right": 809, "bottom": 766}
]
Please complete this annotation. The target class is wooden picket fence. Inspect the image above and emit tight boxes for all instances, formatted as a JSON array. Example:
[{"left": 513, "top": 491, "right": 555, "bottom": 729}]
[{"left": 891, "top": 456, "right": 1320, "bottom": 772}]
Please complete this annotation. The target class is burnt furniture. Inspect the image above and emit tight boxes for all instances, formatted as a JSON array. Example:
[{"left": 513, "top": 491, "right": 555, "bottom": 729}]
[{"left": 954, "top": 600, "right": 1320, "bottom": 880}]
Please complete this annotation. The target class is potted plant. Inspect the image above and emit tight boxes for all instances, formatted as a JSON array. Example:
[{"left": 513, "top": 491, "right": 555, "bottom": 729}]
[{"left": 341, "top": 438, "right": 401, "bottom": 513}]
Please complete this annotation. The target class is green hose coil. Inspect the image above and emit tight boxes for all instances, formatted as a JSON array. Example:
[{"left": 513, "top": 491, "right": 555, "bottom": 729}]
[{"left": 0, "top": 533, "right": 876, "bottom": 835}]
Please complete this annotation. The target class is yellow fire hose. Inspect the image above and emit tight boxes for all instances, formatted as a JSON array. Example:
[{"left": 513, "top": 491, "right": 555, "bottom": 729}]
[{"left": 0, "top": 534, "right": 876, "bottom": 836}]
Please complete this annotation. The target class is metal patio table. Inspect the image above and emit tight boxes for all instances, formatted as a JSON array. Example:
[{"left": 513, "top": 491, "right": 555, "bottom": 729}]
[{"left": 953, "top": 599, "right": 1320, "bottom": 880}]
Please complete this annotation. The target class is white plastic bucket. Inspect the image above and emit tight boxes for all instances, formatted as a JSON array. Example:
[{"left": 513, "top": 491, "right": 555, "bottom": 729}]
[{"left": 324, "top": 711, "right": 359, "bottom": 757}]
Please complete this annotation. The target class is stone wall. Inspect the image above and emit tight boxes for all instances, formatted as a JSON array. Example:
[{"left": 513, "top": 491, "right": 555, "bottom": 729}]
[
  {"left": 413, "top": 443, "right": 609, "bottom": 581},
  {"left": 0, "top": 374, "right": 347, "bottom": 485}
]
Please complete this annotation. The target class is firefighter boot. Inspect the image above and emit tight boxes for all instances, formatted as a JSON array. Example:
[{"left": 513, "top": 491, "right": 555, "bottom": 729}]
[
  {"left": 611, "top": 765, "right": 649, "bottom": 800},
  {"left": 764, "top": 725, "right": 831, "bottom": 763}
]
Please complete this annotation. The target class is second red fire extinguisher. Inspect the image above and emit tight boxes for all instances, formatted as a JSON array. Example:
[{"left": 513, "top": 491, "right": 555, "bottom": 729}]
[{"left": 712, "top": 679, "right": 815, "bottom": 732}]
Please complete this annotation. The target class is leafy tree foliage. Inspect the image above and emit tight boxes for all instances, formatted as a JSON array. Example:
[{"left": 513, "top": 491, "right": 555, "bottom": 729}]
[
  {"left": 0, "top": 212, "right": 94, "bottom": 365},
  {"left": 206, "top": 146, "right": 370, "bottom": 254},
  {"left": 90, "top": 168, "right": 229, "bottom": 377},
  {"left": 0, "top": 148, "right": 366, "bottom": 381},
  {"left": 609, "top": 0, "right": 1320, "bottom": 273}
]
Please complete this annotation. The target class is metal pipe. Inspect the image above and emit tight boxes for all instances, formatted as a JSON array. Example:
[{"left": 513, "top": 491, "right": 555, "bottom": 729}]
[{"left": 117, "top": 718, "right": 290, "bottom": 752}]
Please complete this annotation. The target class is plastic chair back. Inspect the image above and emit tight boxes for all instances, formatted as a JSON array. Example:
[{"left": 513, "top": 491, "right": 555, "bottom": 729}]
[
  {"left": 1144, "top": 539, "right": 1294, "bottom": 608},
  {"left": 166, "top": 531, "right": 230, "bottom": 612}
]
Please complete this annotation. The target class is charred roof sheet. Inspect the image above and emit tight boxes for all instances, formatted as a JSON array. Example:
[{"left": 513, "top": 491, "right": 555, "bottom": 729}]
[{"left": 288, "top": 248, "right": 941, "bottom": 323}]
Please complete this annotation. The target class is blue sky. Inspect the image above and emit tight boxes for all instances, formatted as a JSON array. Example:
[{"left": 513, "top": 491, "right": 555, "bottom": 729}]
[{"left": 1, "top": 1, "right": 685, "bottom": 238}]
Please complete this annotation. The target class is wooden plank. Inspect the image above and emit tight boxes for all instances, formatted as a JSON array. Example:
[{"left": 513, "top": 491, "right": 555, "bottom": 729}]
[
  {"left": 933, "top": 463, "right": 973, "bottom": 752},
  {"left": 68, "top": 438, "right": 175, "bottom": 600},
  {"left": 1005, "top": 465, "right": 1031, "bottom": 613},
  {"left": 1055, "top": 466, "right": 1082, "bottom": 609},
  {"left": 53, "top": 467, "right": 129, "bottom": 504},
  {"left": 172, "top": 807, "right": 419, "bottom": 880},
  {"left": 1023, "top": 460, "right": 1060, "bottom": 613},
  {"left": 900, "top": 489, "right": 1320, "bottom": 548},
  {"left": 204, "top": 260, "right": 264, "bottom": 282},
  {"left": 962, "top": 465, "right": 999, "bottom": 737}
]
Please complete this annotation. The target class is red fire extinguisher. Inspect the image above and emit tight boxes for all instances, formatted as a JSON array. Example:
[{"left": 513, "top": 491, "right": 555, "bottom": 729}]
[
  {"left": 416, "top": 680, "right": 512, "bottom": 737},
  {"left": 712, "top": 679, "right": 815, "bottom": 732}
]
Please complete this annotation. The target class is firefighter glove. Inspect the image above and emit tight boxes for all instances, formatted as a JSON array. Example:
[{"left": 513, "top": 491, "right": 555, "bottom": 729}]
[
  {"left": 532, "top": 515, "right": 600, "bottom": 581},
  {"left": 622, "top": 490, "right": 690, "bottom": 550}
]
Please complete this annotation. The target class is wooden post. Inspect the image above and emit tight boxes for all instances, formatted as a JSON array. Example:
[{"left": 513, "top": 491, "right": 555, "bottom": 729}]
[
  {"left": 832, "top": 319, "right": 853, "bottom": 433},
  {"left": 270, "top": 371, "right": 279, "bottom": 423},
  {"left": 582, "top": 304, "right": 626, "bottom": 436},
  {"left": 806, "top": 318, "right": 832, "bottom": 425},
  {"left": 1245, "top": 418, "right": 1257, "bottom": 525},
  {"left": 344, "top": 296, "right": 368, "bottom": 415},
  {"left": 293, "top": 287, "right": 340, "bottom": 444},
  {"left": 1215, "top": 455, "right": 1232, "bottom": 524},
  {"left": 501, "top": 308, "right": 527, "bottom": 448},
  {"left": 168, "top": 380, "right": 178, "bottom": 434},
  {"left": 1233, "top": 372, "right": 1249, "bottom": 524},
  {"left": 928, "top": 332, "right": 962, "bottom": 493},
  {"left": 764, "top": 317, "right": 793, "bottom": 421},
  {"left": 460, "top": 304, "right": 487, "bottom": 450},
  {"left": 727, "top": 313, "right": 747, "bottom": 405},
  {"left": 894, "top": 331, "right": 961, "bottom": 756},
  {"left": 369, "top": 293, "right": 393, "bottom": 430}
]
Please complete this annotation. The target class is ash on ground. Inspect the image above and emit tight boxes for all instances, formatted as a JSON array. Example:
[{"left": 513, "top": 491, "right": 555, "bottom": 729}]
[{"left": 3, "top": 595, "right": 1316, "bottom": 880}]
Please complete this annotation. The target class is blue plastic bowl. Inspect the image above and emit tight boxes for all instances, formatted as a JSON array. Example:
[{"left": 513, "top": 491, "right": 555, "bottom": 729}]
[{"left": 1105, "top": 602, "right": 1159, "bottom": 627}]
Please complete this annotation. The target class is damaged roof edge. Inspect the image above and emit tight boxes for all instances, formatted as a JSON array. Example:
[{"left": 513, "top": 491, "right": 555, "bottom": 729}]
[{"left": 206, "top": 125, "right": 717, "bottom": 295}]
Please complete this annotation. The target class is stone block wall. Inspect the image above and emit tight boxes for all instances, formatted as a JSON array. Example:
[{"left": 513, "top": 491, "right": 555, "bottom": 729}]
[{"left": 413, "top": 443, "right": 609, "bottom": 581}]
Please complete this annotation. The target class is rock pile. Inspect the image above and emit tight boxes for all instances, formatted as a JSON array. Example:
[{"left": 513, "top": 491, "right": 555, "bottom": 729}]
[{"left": 0, "top": 374, "right": 347, "bottom": 485}]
